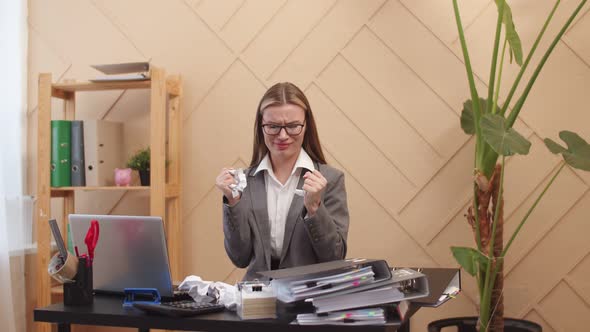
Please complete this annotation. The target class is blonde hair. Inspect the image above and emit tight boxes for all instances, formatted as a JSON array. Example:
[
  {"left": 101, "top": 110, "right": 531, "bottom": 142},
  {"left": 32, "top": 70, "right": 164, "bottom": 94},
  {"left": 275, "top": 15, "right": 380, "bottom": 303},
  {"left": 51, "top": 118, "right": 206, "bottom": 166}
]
[{"left": 250, "top": 82, "right": 326, "bottom": 167}]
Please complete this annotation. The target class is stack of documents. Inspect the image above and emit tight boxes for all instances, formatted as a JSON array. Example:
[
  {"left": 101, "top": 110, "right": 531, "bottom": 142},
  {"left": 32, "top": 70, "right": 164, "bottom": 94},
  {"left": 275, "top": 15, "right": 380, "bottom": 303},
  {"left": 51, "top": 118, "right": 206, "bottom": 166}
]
[
  {"left": 259, "top": 259, "right": 430, "bottom": 326},
  {"left": 311, "top": 267, "right": 429, "bottom": 313},
  {"left": 276, "top": 266, "right": 376, "bottom": 302},
  {"left": 296, "top": 308, "right": 386, "bottom": 326},
  {"left": 236, "top": 281, "right": 276, "bottom": 320},
  {"left": 90, "top": 62, "right": 150, "bottom": 82}
]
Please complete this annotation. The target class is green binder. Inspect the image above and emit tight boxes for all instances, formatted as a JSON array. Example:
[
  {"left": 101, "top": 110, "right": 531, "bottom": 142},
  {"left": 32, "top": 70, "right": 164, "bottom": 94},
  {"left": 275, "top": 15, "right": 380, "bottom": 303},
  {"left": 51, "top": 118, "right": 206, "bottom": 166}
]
[{"left": 51, "top": 120, "right": 71, "bottom": 187}]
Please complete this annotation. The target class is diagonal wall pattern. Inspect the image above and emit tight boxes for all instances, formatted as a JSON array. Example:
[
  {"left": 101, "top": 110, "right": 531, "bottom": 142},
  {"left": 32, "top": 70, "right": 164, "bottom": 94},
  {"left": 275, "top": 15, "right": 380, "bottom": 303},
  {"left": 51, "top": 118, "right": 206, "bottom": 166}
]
[{"left": 27, "top": 0, "right": 590, "bottom": 330}]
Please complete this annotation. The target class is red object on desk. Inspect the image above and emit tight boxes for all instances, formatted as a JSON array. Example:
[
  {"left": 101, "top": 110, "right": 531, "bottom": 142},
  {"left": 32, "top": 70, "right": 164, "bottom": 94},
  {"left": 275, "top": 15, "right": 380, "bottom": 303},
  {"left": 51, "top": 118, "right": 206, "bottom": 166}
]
[{"left": 84, "top": 220, "right": 100, "bottom": 266}]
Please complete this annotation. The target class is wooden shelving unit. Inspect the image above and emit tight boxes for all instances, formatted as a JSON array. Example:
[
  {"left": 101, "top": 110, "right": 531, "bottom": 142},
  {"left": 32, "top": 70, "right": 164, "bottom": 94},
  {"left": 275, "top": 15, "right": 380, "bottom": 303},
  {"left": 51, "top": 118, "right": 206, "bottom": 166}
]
[{"left": 35, "top": 66, "right": 183, "bottom": 332}]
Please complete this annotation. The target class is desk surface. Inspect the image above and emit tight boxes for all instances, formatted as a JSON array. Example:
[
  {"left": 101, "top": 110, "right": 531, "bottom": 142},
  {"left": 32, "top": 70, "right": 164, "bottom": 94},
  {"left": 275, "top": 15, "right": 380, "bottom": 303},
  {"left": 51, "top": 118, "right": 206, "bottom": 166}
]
[
  {"left": 34, "top": 295, "right": 404, "bottom": 332},
  {"left": 34, "top": 268, "right": 458, "bottom": 332}
]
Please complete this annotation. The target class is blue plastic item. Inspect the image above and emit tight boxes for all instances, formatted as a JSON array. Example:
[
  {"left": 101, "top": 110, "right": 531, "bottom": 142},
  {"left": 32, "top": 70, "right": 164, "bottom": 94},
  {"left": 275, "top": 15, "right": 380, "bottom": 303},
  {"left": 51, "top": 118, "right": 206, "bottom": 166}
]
[{"left": 123, "top": 288, "right": 161, "bottom": 307}]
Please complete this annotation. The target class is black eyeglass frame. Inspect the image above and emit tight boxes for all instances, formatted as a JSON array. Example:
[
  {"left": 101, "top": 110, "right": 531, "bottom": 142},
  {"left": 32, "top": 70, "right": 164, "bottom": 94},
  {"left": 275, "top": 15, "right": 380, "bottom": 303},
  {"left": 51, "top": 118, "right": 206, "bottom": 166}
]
[{"left": 261, "top": 123, "right": 305, "bottom": 136}]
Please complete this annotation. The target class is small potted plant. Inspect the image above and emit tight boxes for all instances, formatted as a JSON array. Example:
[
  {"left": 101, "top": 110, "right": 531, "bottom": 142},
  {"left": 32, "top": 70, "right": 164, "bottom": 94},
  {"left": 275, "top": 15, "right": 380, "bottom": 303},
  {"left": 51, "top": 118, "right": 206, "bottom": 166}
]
[{"left": 127, "top": 147, "right": 150, "bottom": 186}]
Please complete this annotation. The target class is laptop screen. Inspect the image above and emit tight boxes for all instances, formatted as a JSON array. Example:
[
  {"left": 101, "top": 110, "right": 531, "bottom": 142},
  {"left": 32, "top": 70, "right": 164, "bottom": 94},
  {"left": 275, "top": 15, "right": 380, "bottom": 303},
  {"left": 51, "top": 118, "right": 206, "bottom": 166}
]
[{"left": 69, "top": 214, "right": 174, "bottom": 297}]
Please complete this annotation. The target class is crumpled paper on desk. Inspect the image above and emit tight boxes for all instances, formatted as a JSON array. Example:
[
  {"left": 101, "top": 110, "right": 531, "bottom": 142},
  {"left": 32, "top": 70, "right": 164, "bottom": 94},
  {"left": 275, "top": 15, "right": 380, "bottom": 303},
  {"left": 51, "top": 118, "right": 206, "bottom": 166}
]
[
  {"left": 178, "top": 276, "right": 238, "bottom": 311},
  {"left": 228, "top": 168, "right": 247, "bottom": 198}
]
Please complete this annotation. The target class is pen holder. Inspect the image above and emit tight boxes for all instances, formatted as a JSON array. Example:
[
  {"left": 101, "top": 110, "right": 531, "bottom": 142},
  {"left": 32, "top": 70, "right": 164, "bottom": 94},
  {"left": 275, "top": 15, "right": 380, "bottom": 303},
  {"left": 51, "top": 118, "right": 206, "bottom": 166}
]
[{"left": 63, "top": 257, "right": 93, "bottom": 306}]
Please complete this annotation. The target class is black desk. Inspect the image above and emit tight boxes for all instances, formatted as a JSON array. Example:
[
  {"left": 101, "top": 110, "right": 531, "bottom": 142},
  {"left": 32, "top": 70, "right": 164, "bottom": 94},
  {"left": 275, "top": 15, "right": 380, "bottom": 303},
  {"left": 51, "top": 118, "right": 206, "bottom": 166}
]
[
  {"left": 35, "top": 295, "right": 410, "bottom": 332},
  {"left": 35, "top": 268, "right": 458, "bottom": 332}
]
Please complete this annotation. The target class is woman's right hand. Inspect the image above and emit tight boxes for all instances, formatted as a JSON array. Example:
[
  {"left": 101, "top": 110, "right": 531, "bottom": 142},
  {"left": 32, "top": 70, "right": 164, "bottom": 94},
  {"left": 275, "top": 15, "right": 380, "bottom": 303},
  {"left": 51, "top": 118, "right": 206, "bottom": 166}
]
[{"left": 215, "top": 168, "right": 240, "bottom": 205}]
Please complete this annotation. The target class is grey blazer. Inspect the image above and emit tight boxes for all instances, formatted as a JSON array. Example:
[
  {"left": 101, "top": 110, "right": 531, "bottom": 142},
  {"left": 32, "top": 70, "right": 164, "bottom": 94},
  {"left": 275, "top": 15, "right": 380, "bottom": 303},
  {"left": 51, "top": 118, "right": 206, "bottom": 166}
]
[{"left": 222, "top": 163, "right": 349, "bottom": 280}]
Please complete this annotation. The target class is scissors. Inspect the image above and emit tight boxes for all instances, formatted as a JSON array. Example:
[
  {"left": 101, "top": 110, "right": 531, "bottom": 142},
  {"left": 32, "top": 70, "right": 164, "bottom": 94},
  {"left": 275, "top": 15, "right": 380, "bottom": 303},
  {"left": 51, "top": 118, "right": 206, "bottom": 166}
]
[{"left": 84, "top": 220, "right": 100, "bottom": 266}]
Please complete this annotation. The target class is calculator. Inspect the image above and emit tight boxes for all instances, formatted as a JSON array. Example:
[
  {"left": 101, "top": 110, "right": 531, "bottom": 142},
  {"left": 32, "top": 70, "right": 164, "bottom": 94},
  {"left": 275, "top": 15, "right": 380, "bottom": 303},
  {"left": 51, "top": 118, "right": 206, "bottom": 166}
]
[{"left": 133, "top": 300, "right": 226, "bottom": 317}]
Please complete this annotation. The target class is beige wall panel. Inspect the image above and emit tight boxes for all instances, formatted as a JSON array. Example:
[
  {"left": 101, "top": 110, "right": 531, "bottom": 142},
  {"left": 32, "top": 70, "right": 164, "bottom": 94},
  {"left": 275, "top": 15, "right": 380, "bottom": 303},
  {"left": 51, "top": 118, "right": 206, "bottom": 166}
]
[
  {"left": 325, "top": 152, "right": 436, "bottom": 267},
  {"left": 28, "top": 0, "right": 142, "bottom": 117},
  {"left": 29, "top": 0, "right": 139, "bottom": 121},
  {"left": 219, "top": 0, "right": 287, "bottom": 53},
  {"left": 368, "top": 0, "right": 487, "bottom": 113},
  {"left": 269, "top": 0, "right": 385, "bottom": 88},
  {"left": 191, "top": 0, "right": 245, "bottom": 32},
  {"left": 517, "top": 45, "right": 590, "bottom": 140},
  {"left": 103, "top": 89, "right": 151, "bottom": 158},
  {"left": 94, "top": 0, "right": 234, "bottom": 114},
  {"left": 183, "top": 189, "right": 235, "bottom": 281},
  {"left": 399, "top": 0, "right": 490, "bottom": 44},
  {"left": 503, "top": 166, "right": 588, "bottom": 273},
  {"left": 110, "top": 194, "right": 149, "bottom": 217},
  {"left": 568, "top": 253, "right": 590, "bottom": 305},
  {"left": 28, "top": 0, "right": 142, "bottom": 65},
  {"left": 182, "top": 61, "right": 263, "bottom": 211},
  {"left": 398, "top": 139, "right": 473, "bottom": 245},
  {"left": 504, "top": 191, "right": 590, "bottom": 315},
  {"left": 501, "top": 135, "right": 561, "bottom": 217},
  {"left": 241, "top": 0, "right": 335, "bottom": 80},
  {"left": 455, "top": 0, "right": 588, "bottom": 110},
  {"left": 317, "top": 55, "right": 442, "bottom": 187},
  {"left": 27, "top": 27, "right": 70, "bottom": 113},
  {"left": 565, "top": 10, "right": 590, "bottom": 65},
  {"left": 524, "top": 309, "right": 556, "bottom": 332},
  {"left": 306, "top": 84, "right": 415, "bottom": 213},
  {"left": 539, "top": 281, "right": 590, "bottom": 332},
  {"left": 342, "top": 27, "right": 467, "bottom": 158},
  {"left": 427, "top": 200, "right": 473, "bottom": 265}
]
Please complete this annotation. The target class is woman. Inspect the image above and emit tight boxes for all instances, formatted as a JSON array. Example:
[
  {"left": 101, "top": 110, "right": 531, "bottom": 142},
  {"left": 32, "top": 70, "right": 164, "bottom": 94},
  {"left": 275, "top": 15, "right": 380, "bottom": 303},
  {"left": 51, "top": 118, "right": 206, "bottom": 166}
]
[{"left": 215, "top": 82, "right": 350, "bottom": 280}]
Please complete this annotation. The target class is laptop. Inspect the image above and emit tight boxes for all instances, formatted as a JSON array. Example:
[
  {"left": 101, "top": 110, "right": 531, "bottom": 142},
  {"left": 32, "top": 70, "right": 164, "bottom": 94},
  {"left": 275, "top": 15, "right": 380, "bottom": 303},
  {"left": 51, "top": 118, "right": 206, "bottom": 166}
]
[{"left": 69, "top": 214, "right": 174, "bottom": 297}]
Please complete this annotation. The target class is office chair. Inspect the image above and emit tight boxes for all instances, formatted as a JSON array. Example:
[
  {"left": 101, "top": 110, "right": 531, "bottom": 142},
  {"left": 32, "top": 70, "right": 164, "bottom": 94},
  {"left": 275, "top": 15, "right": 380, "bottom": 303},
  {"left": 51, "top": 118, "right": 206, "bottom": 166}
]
[{"left": 427, "top": 316, "right": 542, "bottom": 332}]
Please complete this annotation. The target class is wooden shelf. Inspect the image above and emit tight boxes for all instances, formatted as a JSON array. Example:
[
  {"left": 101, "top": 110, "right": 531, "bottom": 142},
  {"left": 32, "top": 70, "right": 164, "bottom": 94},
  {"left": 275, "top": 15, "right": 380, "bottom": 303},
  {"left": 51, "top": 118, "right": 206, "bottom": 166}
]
[
  {"left": 51, "top": 185, "right": 150, "bottom": 191},
  {"left": 50, "top": 186, "right": 149, "bottom": 197},
  {"left": 36, "top": 66, "right": 183, "bottom": 332},
  {"left": 52, "top": 80, "right": 150, "bottom": 94}
]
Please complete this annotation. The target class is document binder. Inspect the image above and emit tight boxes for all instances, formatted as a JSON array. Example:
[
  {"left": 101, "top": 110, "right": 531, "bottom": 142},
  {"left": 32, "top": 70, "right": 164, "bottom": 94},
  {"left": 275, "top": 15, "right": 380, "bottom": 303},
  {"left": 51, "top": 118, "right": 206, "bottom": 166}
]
[
  {"left": 297, "top": 308, "right": 386, "bottom": 326},
  {"left": 71, "top": 120, "right": 86, "bottom": 186},
  {"left": 311, "top": 268, "right": 429, "bottom": 313},
  {"left": 84, "top": 120, "right": 124, "bottom": 186},
  {"left": 409, "top": 267, "right": 461, "bottom": 307},
  {"left": 259, "top": 259, "right": 392, "bottom": 303},
  {"left": 51, "top": 120, "right": 71, "bottom": 187}
]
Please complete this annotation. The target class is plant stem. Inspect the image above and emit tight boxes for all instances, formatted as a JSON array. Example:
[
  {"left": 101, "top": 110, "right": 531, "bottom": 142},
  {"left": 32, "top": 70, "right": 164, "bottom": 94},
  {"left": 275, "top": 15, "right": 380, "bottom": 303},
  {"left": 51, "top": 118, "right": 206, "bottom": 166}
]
[
  {"left": 473, "top": 185, "right": 483, "bottom": 251},
  {"left": 487, "top": 0, "right": 505, "bottom": 115},
  {"left": 453, "top": 0, "right": 483, "bottom": 167},
  {"left": 503, "top": 161, "right": 566, "bottom": 256},
  {"left": 506, "top": 0, "right": 588, "bottom": 128},
  {"left": 500, "top": 0, "right": 561, "bottom": 117},
  {"left": 493, "top": 39, "right": 508, "bottom": 115},
  {"left": 480, "top": 157, "right": 506, "bottom": 331}
]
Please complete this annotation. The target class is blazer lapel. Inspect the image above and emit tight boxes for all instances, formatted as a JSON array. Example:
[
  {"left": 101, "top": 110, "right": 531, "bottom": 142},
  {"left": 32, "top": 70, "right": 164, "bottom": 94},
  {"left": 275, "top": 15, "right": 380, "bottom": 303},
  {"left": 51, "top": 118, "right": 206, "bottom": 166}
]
[
  {"left": 279, "top": 169, "right": 309, "bottom": 263},
  {"left": 249, "top": 171, "right": 272, "bottom": 269}
]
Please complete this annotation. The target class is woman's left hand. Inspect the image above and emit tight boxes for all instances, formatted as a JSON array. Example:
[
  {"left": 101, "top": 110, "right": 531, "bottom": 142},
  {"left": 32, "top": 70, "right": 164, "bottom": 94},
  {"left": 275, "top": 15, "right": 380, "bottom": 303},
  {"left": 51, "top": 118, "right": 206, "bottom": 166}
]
[{"left": 302, "top": 170, "right": 327, "bottom": 217}]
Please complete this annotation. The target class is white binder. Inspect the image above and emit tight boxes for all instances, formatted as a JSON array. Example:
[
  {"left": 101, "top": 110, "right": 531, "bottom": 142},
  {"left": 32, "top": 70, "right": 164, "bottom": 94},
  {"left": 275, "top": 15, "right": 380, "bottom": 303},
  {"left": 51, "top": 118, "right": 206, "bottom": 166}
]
[{"left": 84, "top": 119, "right": 124, "bottom": 186}]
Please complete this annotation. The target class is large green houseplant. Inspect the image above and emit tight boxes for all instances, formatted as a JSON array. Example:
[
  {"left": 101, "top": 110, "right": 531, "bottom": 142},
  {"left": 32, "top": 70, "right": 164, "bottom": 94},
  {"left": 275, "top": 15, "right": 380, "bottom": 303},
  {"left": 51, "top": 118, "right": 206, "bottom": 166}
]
[{"left": 451, "top": 0, "right": 590, "bottom": 331}]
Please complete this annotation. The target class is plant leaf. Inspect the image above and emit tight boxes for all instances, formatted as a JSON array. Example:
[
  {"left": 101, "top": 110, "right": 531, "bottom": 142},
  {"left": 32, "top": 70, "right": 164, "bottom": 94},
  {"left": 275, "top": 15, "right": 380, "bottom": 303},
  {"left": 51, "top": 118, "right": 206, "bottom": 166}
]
[
  {"left": 495, "top": 0, "right": 523, "bottom": 66},
  {"left": 481, "top": 114, "right": 531, "bottom": 156},
  {"left": 543, "top": 138, "right": 568, "bottom": 154},
  {"left": 451, "top": 246, "right": 488, "bottom": 276},
  {"left": 544, "top": 131, "right": 590, "bottom": 171},
  {"left": 461, "top": 98, "right": 503, "bottom": 135},
  {"left": 461, "top": 99, "right": 476, "bottom": 135}
]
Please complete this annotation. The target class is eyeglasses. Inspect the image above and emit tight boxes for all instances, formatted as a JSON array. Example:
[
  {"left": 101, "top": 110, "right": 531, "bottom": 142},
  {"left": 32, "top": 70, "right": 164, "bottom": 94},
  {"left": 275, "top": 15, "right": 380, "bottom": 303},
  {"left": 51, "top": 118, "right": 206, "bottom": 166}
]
[{"left": 262, "top": 123, "right": 305, "bottom": 136}]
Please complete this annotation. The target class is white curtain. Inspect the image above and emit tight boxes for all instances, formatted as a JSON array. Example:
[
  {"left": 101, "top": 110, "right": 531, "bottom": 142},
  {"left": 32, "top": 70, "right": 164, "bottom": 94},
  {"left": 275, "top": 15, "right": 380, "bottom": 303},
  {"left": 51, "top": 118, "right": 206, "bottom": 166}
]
[{"left": 0, "top": 0, "right": 28, "bottom": 331}]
